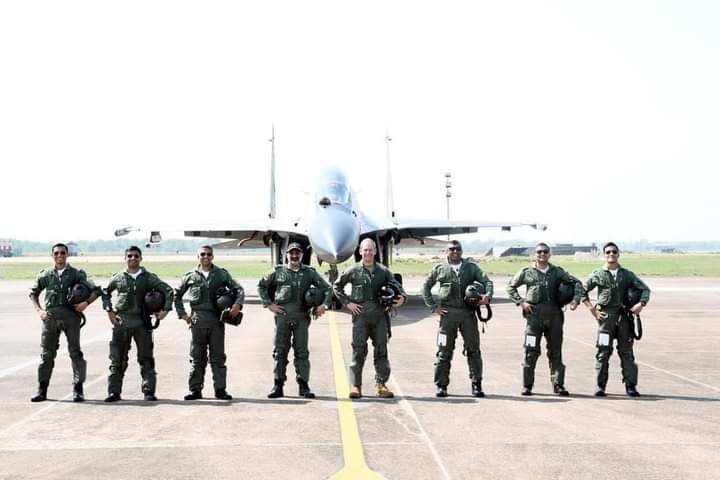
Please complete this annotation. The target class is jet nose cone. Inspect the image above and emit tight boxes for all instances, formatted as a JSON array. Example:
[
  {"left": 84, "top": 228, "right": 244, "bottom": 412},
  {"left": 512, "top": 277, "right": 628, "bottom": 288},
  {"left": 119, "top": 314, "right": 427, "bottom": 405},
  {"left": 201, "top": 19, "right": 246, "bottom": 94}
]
[{"left": 309, "top": 207, "right": 360, "bottom": 264}]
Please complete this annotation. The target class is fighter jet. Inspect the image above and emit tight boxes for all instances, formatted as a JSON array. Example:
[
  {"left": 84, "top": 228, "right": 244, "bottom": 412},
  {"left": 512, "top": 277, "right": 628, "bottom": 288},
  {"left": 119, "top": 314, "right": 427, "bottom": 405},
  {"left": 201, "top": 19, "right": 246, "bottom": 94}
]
[{"left": 115, "top": 129, "right": 546, "bottom": 281}]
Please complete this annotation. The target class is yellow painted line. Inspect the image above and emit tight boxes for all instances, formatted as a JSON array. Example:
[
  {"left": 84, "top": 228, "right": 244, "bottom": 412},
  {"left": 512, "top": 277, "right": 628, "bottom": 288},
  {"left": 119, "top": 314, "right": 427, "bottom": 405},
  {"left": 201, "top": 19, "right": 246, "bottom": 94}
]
[{"left": 327, "top": 311, "right": 385, "bottom": 480}]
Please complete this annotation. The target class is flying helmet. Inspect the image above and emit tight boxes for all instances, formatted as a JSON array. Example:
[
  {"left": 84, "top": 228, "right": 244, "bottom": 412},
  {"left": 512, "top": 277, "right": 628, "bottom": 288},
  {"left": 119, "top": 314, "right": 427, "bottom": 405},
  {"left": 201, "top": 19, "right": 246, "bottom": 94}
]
[
  {"left": 67, "top": 283, "right": 91, "bottom": 305},
  {"left": 215, "top": 285, "right": 242, "bottom": 326},
  {"left": 556, "top": 282, "right": 575, "bottom": 307},
  {"left": 464, "top": 281, "right": 486, "bottom": 308},
  {"left": 144, "top": 290, "right": 166, "bottom": 313},
  {"left": 624, "top": 287, "right": 643, "bottom": 310},
  {"left": 304, "top": 285, "right": 325, "bottom": 309},
  {"left": 378, "top": 279, "right": 402, "bottom": 309}
]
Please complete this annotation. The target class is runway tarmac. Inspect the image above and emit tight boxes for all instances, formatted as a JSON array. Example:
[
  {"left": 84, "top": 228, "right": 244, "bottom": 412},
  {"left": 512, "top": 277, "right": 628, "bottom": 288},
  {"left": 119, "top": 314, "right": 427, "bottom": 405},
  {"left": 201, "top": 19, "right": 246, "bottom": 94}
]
[{"left": 0, "top": 276, "right": 718, "bottom": 480}]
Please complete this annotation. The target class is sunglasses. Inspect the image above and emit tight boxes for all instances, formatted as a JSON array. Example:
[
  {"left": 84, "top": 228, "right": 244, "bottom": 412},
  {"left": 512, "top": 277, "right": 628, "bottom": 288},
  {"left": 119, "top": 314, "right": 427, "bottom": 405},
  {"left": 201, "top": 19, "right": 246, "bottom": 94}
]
[
  {"left": 199, "top": 252, "right": 213, "bottom": 257},
  {"left": 605, "top": 250, "right": 618, "bottom": 255},
  {"left": 536, "top": 249, "right": 549, "bottom": 254},
  {"left": 126, "top": 254, "right": 140, "bottom": 259},
  {"left": 52, "top": 251, "right": 67, "bottom": 256},
  {"left": 448, "top": 247, "right": 462, "bottom": 252}
]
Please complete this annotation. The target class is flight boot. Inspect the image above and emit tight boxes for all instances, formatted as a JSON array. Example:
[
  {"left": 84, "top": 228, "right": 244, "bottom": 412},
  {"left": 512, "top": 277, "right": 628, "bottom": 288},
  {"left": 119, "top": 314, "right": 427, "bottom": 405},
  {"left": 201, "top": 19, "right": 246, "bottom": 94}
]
[
  {"left": 471, "top": 381, "right": 485, "bottom": 398},
  {"left": 298, "top": 379, "right": 315, "bottom": 399},
  {"left": 105, "top": 392, "right": 122, "bottom": 402},
  {"left": 349, "top": 385, "right": 362, "bottom": 399},
  {"left": 625, "top": 384, "right": 640, "bottom": 397},
  {"left": 215, "top": 388, "right": 232, "bottom": 400},
  {"left": 553, "top": 384, "right": 570, "bottom": 397},
  {"left": 375, "top": 383, "right": 394, "bottom": 398},
  {"left": 31, "top": 382, "right": 49, "bottom": 403},
  {"left": 184, "top": 390, "right": 202, "bottom": 400},
  {"left": 267, "top": 380, "right": 284, "bottom": 399},
  {"left": 72, "top": 383, "right": 85, "bottom": 402}
]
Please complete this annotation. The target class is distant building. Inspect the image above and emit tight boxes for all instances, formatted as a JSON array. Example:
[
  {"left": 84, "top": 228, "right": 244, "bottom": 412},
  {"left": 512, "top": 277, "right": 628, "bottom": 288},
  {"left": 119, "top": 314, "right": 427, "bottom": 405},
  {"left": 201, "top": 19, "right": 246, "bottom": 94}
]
[
  {"left": 67, "top": 242, "right": 80, "bottom": 257},
  {"left": 550, "top": 243, "right": 598, "bottom": 256},
  {"left": 0, "top": 241, "right": 14, "bottom": 257},
  {"left": 488, "top": 246, "right": 531, "bottom": 257},
  {"left": 489, "top": 243, "right": 598, "bottom": 257}
]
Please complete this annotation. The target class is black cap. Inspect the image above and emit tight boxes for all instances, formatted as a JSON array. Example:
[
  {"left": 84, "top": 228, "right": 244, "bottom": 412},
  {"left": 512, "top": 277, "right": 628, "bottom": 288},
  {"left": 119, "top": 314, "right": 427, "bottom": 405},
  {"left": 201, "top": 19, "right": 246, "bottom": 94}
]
[{"left": 286, "top": 242, "right": 304, "bottom": 253}]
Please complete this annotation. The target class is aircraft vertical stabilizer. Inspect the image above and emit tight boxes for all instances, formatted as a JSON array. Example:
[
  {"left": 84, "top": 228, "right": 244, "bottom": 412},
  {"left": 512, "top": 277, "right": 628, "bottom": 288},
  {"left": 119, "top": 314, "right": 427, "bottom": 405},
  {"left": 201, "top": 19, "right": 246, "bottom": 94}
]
[
  {"left": 385, "top": 130, "right": 396, "bottom": 221},
  {"left": 269, "top": 125, "right": 277, "bottom": 219}
]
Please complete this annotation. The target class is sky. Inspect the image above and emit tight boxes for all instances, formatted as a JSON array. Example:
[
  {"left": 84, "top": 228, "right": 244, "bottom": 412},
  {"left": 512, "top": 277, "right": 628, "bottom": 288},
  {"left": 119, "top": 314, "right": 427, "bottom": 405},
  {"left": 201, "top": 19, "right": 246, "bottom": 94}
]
[{"left": 1, "top": 1, "right": 718, "bottom": 244}]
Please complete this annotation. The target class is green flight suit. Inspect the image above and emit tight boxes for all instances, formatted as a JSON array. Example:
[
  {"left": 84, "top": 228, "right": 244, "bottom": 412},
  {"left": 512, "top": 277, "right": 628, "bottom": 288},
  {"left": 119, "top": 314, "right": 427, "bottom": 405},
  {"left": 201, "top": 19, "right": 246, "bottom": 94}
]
[
  {"left": 29, "top": 265, "right": 99, "bottom": 387},
  {"left": 584, "top": 266, "right": 650, "bottom": 389},
  {"left": 507, "top": 264, "right": 583, "bottom": 389},
  {"left": 102, "top": 268, "right": 174, "bottom": 395},
  {"left": 333, "top": 263, "right": 406, "bottom": 387},
  {"left": 422, "top": 260, "right": 494, "bottom": 387},
  {"left": 257, "top": 265, "right": 332, "bottom": 384},
  {"left": 175, "top": 265, "right": 245, "bottom": 392}
]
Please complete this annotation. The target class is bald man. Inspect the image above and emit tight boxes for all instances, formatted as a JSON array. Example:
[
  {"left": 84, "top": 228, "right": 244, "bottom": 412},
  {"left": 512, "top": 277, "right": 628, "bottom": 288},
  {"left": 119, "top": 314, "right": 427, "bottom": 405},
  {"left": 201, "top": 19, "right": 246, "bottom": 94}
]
[{"left": 333, "top": 239, "right": 406, "bottom": 399}]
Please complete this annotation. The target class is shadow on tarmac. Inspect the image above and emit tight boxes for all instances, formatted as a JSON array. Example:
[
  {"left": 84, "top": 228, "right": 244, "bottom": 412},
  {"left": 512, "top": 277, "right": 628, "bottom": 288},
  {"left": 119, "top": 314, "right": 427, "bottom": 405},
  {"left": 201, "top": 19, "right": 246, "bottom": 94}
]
[
  {"left": 80, "top": 398, "right": 312, "bottom": 406},
  {"left": 481, "top": 393, "right": 572, "bottom": 403},
  {"left": 575, "top": 393, "right": 720, "bottom": 402},
  {"left": 399, "top": 395, "right": 478, "bottom": 404}
]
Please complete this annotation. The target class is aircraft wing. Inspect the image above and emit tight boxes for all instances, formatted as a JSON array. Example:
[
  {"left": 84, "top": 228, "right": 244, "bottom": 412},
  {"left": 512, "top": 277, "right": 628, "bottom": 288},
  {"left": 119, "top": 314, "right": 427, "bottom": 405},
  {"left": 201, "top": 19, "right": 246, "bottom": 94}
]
[
  {"left": 114, "top": 219, "right": 308, "bottom": 248},
  {"left": 361, "top": 218, "right": 547, "bottom": 242}
]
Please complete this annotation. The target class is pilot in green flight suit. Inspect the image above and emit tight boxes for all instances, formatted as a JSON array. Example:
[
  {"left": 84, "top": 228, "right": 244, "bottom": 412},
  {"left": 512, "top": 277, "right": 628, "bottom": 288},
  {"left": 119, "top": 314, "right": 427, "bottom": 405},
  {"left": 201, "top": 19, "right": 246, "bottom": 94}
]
[
  {"left": 582, "top": 242, "right": 650, "bottom": 397},
  {"left": 507, "top": 243, "right": 583, "bottom": 396},
  {"left": 175, "top": 245, "right": 244, "bottom": 401},
  {"left": 258, "top": 243, "right": 332, "bottom": 399},
  {"left": 102, "top": 245, "right": 174, "bottom": 402},
  {"left": 29, "top": 243, "right": 100, "bottom": 402},
  {"left": 333, "top": 238, "right": 407, "bottom": 399},
  {"left": 422, "top": 240, "right": 493, "bottom": 398}
]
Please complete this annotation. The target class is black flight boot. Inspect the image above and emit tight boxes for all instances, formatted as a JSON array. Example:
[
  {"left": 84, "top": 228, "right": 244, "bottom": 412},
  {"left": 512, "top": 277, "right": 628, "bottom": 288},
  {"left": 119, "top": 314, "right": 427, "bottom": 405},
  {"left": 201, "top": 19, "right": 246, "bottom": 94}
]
[
  {"left": 553, "top": 384, "right": 570, "bottom": 397},
  {"left": 625, "top": 384, "right": 640, "bottom": 397},
  {"left": 144, "top": 392, "right": 158, "bottom": 401},
  {"left": 215, "top": 389, "right": 232, "bottom": 400},
  {"left": 105, "top": 392, "right": 122, "bottom": 402},
  {"left": 184, "top": 390, "right": 202, "bottom": 401},
  {"left": 471, "top": 381, "right": 485, "bottom": 398},
  {"left": 72, "top": 383, "right": 85, "bottom": 402},
  {"left": 436, "top": 386, "right": 448, "bottom": 398},
  {"left": 521, "top": 386, "right": 533, "bottom": 396},
  {"left": 31, "top": 382, "right": 49, "bottom": 403},
  {"left": 267, "top": 380, "right": 284, "bottom": 399},
  {"left": 298, "top": 380, "right": 315, "bottom": 399}
]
